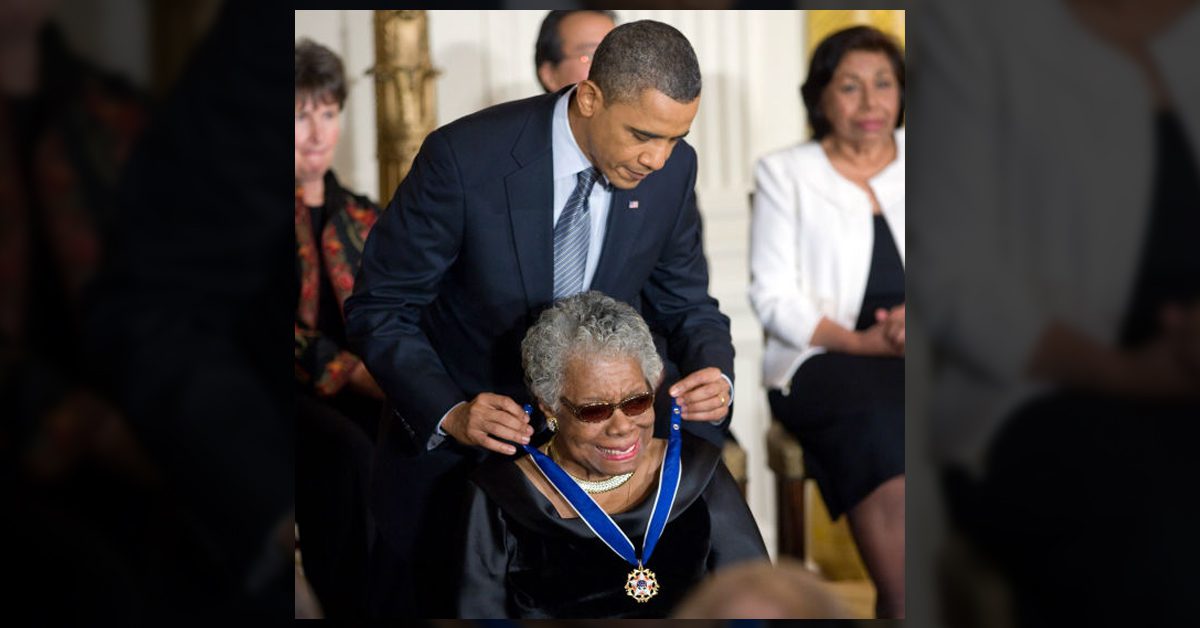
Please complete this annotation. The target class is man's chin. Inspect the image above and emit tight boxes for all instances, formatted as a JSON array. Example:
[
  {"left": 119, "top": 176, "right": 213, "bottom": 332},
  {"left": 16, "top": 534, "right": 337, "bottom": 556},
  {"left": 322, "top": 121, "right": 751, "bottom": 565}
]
[{"left": 609, "top": 176, "right": 642, "bottom": 191}]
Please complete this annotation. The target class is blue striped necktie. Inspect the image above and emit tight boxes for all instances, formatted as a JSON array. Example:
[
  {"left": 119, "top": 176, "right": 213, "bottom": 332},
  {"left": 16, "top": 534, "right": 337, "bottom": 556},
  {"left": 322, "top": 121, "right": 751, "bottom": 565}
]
[{"left": 553, "top": 167, "right": 601, "bottom": 299}]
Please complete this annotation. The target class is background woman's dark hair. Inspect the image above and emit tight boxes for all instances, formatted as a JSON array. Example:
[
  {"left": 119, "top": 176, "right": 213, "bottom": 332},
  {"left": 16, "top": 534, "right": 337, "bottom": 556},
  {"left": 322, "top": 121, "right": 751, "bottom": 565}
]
[
  {"left": 295, "top": 38, "right": 346, "bottom": 109},
  {"left": 800, "top": 25, "right": 905, "bottom": 140}
]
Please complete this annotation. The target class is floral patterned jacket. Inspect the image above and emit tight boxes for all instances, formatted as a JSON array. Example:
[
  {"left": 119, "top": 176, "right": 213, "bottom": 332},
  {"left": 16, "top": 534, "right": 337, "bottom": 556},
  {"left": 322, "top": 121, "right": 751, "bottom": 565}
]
[
  {"left": 294, "top": 171, "right": 380, "bottom": 396},
  {"left": 0, "top": 24, "right": 145, "bottom": 401}
]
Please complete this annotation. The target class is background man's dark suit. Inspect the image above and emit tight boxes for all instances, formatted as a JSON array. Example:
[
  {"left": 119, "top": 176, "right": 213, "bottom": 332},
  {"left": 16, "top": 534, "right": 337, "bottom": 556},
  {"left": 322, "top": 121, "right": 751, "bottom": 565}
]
[{"left": 345, "top": 87, "right": 733, "bottom": 616}]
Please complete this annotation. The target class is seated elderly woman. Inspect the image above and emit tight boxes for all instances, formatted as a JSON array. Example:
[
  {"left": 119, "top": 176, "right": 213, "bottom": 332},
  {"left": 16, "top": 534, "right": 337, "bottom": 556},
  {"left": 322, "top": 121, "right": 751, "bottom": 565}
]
[{"left": 457, "top": 291, "right": 767, "bottom": 618}]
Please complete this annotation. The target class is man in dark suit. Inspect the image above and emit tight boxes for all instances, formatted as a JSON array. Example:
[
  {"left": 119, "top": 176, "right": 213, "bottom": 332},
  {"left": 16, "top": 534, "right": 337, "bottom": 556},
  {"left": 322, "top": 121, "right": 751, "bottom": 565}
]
[{"left": 345, "top": 20, "right": 735, "bottom": 617}]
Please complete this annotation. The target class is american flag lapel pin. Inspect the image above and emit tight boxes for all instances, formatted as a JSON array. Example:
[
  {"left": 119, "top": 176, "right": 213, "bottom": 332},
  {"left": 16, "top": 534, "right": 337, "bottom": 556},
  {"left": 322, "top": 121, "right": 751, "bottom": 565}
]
[{"left": 628, "top": 200, "right": 639, "bottom": 209}]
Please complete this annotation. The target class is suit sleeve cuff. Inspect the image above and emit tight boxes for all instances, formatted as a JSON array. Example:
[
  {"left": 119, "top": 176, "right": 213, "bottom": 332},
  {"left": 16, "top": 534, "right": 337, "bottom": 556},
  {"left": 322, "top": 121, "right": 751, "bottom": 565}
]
[
  {"left": 427, "top": 400, "right": 466, "bottom": 450},
  {"left": 709, "top": 373, "right": 734, "bottom": 426}
]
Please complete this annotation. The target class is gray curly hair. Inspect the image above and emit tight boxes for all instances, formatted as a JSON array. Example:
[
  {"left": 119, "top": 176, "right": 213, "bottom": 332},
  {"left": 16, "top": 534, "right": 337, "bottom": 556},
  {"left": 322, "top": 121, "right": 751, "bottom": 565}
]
[{"left": 522, "top": 291, "right": 663, "bottom": 415}]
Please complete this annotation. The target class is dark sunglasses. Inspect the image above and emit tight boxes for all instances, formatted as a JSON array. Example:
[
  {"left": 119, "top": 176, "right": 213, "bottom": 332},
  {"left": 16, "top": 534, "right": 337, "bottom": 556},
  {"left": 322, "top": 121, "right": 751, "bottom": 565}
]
[{"left": 559, "top": 390, "right": 655, "bottom": 424}]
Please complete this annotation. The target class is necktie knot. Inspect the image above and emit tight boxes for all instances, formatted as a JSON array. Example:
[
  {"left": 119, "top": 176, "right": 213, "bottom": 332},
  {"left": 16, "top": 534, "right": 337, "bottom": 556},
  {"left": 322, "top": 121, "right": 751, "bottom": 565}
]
[{"left": 578, "top": 167, "right": 602, "bottom": 195}]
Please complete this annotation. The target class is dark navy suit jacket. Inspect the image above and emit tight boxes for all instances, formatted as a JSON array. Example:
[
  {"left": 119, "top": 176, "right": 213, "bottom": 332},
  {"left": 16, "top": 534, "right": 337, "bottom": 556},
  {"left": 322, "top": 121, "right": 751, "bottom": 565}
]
[{"left": 346, "top": 88, "right": 733, "bottom": 450}]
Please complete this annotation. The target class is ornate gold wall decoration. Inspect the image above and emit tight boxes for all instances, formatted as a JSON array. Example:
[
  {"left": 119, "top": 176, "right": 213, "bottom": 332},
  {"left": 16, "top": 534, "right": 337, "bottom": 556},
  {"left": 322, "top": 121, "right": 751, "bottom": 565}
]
[{"left": 371, "top": 10, "right": 439, "bottom": 203}]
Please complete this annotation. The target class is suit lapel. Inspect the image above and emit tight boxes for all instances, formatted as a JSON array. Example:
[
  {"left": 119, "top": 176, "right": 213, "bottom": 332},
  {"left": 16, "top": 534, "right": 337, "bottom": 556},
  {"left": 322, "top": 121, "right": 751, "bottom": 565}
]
[
  {"left": 591, "top": 186, "right": 646, "bottom": 295},
  {"left": 506, "top": 89, "right": 564, "bottom": 312},
  {"left": 506, "top": 160, "right": 554, "bottom": 311}
]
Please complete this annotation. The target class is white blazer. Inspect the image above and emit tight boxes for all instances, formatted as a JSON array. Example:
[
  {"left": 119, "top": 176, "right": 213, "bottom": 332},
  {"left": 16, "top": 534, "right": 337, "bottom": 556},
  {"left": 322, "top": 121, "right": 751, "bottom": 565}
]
[{"left": 749, "top": 128, "right": 905, "bottom": 393}]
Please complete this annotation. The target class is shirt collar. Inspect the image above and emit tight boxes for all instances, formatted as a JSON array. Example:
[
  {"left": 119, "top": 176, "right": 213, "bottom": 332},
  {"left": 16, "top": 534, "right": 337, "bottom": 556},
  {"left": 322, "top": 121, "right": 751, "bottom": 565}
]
[{"left": 552, "top": 86, "right": 609, "bottom": 188}]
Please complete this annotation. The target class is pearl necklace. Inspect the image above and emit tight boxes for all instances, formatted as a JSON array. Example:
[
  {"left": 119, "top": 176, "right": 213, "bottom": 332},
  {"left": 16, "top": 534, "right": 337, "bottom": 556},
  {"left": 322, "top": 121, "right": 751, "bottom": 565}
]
[{"left": 549, "top": 441, "right": 634, "bottom": 494}]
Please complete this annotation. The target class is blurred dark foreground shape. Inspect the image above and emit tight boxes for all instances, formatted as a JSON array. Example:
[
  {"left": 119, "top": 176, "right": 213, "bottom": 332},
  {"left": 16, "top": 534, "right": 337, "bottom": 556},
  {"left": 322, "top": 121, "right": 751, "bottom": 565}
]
[
  {"left": 4, "top": 0, "right": 291, "bottom": 618},
  {"left": 909, "top": 1, "right": 1200, "bottom": 626},
  {"left": 87, "top": 0, "right": 293, "bottom": 616}
]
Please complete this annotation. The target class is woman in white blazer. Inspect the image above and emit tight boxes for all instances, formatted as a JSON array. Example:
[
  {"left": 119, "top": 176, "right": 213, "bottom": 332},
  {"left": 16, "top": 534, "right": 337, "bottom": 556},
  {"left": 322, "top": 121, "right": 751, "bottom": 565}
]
[{"left": 749, "top": 26, "right": 905, "bottom": 619}]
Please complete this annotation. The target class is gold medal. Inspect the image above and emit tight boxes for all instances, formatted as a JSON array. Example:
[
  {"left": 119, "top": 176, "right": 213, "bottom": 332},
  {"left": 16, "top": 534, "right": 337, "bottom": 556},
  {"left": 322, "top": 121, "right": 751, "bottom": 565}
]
[{"left": 624, "top": 564, "right": 659, "bottom": 603}]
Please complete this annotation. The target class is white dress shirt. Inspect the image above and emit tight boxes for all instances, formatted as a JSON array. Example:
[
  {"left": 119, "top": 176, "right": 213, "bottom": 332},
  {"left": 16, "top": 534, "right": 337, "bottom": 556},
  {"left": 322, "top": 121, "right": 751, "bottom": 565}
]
[{"left": 552, "top": 85, "right": 611, "bottom": 292}]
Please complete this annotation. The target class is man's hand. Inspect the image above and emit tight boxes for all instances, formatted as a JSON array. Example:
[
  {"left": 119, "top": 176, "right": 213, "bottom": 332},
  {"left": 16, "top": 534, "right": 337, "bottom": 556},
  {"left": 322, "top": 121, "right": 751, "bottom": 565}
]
[
  {"left": 669, "top": 367, "right": 731, "bottom": 422},
  {"left": 441, "top": 393, "right": 533, "bottom": 455}
]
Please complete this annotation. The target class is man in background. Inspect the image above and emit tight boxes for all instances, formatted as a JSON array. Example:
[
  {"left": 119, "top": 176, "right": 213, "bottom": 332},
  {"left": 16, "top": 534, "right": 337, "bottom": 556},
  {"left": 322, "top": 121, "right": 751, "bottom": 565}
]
[{"left": 534, "top": 10, "right": 615, "bottom": 93}]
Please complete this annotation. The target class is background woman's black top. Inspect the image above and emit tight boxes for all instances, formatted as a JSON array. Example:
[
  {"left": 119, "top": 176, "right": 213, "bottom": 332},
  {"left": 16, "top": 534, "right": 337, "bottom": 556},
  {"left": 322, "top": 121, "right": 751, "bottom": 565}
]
[
  {"left": 855, "top": 215, "right": 906, "bottom": 331},
  {"left": 1120, "top": 110, "right": 1200, "bottom": 347}
]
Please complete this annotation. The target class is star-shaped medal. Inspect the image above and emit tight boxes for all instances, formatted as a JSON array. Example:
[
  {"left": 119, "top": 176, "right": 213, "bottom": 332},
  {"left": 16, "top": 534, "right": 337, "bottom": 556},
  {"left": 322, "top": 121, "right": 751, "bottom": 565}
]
[{"left": 625, "top": 565, "right": 659, "bottom": 603}]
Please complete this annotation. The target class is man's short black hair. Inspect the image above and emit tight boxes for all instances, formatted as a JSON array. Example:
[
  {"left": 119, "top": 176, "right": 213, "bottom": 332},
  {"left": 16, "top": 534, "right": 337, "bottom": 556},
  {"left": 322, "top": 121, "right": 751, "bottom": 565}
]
[
  {"left": 800, "top": 25, "right": 905, "bottom": 140},
  {"left": 587, "top": 20, "right": 701, "bottom": 105},
  {"left": 534, "top": 10, "right": 618, "bottom": 81},
  {"left": 295, "top": 38, "right": 346, "bottom": 109}
]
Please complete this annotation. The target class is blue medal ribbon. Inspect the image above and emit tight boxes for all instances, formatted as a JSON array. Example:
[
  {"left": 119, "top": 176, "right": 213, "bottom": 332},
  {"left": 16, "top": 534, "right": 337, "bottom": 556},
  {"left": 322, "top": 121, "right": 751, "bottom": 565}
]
[{"left": 522, "top": 402, "right": 683, "bottom": 571}]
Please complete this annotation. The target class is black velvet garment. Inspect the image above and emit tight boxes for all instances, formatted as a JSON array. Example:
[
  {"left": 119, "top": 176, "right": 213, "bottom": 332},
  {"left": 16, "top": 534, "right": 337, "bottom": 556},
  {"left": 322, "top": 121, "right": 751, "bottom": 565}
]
[{"left": 457, "top": 432, "right": 768, "bottom": 618}]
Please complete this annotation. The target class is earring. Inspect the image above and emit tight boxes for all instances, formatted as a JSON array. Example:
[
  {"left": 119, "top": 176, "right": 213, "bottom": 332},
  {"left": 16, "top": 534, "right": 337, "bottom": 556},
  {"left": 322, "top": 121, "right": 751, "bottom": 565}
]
[{"left": 546, "top": 416, "right": 558, "bottom": 432}]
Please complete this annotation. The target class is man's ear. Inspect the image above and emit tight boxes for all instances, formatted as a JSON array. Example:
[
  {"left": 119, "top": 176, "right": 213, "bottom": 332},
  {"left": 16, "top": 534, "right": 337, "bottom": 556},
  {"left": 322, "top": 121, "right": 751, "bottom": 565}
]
[
  {"left": 575, "top": 79, "right": 603, "bottom": 118},
  {"left": 537, "top": 62, "right": 557, "bottom": 93}
]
